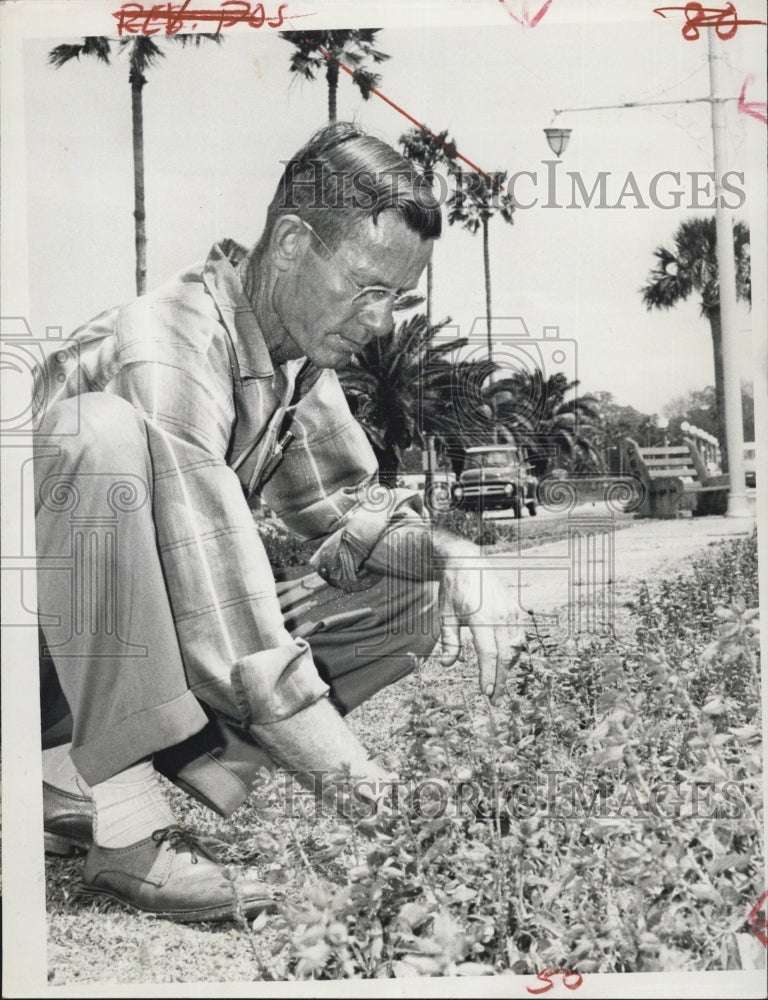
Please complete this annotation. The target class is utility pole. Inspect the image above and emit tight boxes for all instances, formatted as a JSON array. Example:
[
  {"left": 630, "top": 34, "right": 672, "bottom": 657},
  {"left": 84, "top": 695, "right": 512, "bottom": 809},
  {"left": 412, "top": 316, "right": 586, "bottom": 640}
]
[
  {"left": 548, "top": 37, "right": 756, "bottom": 517},
  {"left": 708, "top": 27, "right": 750, "bottom": 516}
]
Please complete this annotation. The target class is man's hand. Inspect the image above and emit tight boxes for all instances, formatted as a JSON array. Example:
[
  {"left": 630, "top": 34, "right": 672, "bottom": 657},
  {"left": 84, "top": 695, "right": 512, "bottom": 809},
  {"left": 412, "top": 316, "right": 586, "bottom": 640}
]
[
  {"left": 364, "top": 521, "right": 528, "bottom": 704},
  {"left": 436, "top": 546, "right": 527, "bottom": 705}
]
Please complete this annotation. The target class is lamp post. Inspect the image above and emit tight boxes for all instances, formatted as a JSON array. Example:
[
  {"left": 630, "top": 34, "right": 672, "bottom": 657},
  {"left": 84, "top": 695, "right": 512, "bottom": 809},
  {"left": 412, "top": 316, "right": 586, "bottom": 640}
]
[
  {"left": 707, "top": 29, "right": 749, "bottom": 514},
  {"left": 545, "top": 26, "right": 751, "bottom": 516}
]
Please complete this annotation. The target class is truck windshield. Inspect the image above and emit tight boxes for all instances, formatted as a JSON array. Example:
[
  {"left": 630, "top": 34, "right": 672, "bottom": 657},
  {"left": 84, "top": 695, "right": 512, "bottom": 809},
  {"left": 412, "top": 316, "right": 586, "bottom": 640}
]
[{"left": 465, "top": 451, "right": 520, "bottom": 470}]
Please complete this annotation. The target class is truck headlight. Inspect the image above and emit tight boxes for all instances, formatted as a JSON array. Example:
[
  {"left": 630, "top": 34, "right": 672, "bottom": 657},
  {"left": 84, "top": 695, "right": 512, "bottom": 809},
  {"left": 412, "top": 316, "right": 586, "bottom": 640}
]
[
  {"left": 504, "top": 483, "right": 514, "bottom": 495},
  {"left": 453, "top": 486, "right": 464, "bottom": 498}
]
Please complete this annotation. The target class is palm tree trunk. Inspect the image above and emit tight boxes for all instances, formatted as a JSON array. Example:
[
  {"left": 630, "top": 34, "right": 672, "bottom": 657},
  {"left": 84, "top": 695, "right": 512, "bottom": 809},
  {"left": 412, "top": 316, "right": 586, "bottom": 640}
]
[
  {"left": 375, "top": 444, "right": 400, "bottom": 487},
  {"left": 326, "top": 62, "right": 338, "bottom": 123},
  {"left": 706, "top": 306, "right": 728, "bottom": 472},
  {"left": 482, "top": 216, "right": 492, "bottom": 362},
  {"left": 130, "top": 71, "right": 147, "bottom": 296}
]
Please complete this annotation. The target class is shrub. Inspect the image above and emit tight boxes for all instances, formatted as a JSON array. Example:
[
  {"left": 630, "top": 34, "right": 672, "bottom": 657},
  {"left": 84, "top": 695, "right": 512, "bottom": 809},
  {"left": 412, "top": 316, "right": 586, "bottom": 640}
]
[
  {"left": 431, "top": 509, "right": 518, "bottom": 547},
  {"left": 255, "top": 516, "right": 316, "bottom": 568},
  {"left": 253, "top": 530, "right": 763, "bottom": 978}
]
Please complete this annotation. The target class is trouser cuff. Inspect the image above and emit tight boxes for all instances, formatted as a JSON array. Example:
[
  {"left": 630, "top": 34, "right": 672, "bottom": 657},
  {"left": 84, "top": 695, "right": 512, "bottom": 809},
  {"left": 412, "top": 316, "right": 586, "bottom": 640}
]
[{"left": 69, "top": 690, "right": 208, "bottom": 786}]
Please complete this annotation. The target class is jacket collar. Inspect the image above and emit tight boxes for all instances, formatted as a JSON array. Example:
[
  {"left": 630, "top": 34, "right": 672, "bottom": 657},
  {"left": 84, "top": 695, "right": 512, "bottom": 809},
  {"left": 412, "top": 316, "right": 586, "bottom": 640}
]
[{"left": 202, "top": 239, "right": 275, "bottom": 380}]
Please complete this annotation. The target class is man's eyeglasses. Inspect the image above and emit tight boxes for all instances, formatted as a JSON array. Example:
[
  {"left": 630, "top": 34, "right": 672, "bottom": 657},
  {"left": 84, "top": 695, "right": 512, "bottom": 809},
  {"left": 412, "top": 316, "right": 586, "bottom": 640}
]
[{"left": 300, "top": 219, "right": 413, "bottom": 311}]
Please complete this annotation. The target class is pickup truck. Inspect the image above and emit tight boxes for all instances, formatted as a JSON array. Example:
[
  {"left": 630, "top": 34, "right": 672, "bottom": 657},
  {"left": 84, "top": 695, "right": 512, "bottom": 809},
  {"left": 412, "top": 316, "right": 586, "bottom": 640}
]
[{"left": 452, "top": 445, "right": 538, "bottom": 517}]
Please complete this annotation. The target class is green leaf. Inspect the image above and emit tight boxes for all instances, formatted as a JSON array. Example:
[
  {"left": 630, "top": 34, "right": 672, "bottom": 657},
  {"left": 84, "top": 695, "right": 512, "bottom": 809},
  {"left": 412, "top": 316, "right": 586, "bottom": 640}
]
[{"left": 709, "top": 852, "right": 752, "bottom": 875}]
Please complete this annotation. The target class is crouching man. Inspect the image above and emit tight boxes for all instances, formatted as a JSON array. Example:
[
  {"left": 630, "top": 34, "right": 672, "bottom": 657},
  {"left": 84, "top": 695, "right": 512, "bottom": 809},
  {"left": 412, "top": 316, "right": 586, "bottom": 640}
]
[{"left": 36, "top": 122, "right": 525, "bottom": 923}]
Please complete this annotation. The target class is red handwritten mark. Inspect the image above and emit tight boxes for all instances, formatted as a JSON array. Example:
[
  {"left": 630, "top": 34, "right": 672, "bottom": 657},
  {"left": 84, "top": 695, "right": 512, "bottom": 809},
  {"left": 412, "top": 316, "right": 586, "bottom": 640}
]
[
  {"left": 314, "top": 43, "right": 502, "bottom": 190},
  {"left": 737, "top": 74, "right": 768, "bottom": 125},
  {"left": 498, "top": 0, "right": 553, "bottom": 27},
  {"left": 112, "top": 1, "right": 310, "bottom": 36},
  {"left": 527, "top": 968, "right": 584, "bottom": 994},
  {"left": 653, "top": 2, "right": 766, "bottom": 40},
  {"left": 747, "top": 889, "right": 768, "bottom": 947}
]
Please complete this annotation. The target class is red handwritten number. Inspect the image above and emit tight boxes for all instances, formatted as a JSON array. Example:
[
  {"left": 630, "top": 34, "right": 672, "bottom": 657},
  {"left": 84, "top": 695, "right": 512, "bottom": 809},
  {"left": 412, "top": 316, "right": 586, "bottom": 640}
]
[
  {"left": 527, "top": 969, "right": 584, "bottom": 994},
  {"left": 652, "top": 3, "right": 767, "bottom": 41},
  {"left": 747, "top": 889, "right": 768, "bottom": 948}
]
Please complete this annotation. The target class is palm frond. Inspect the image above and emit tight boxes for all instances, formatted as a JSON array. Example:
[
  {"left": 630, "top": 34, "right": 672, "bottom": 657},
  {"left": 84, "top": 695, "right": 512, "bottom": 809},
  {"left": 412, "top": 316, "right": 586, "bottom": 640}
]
[
  {"left": 641, "top": 216, "right": 751, "bottom": 314},
  {"left": 124, "top": 36, "right": 166, "bottom": 74},
  {"left": 352, "top": 68, "right": 382, "bottom": 100},
  {"left": 168, "top": 33, "right": 223, "bottom": 47},
  {"left": 48, "top": 38, "right": 112, "bottom": 67}
]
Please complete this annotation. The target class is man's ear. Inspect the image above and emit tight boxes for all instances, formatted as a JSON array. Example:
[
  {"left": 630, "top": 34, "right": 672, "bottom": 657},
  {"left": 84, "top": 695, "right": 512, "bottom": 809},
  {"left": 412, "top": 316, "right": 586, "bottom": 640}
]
[{"left": 270, "top": 215, "right": 308, "bottom": 272}]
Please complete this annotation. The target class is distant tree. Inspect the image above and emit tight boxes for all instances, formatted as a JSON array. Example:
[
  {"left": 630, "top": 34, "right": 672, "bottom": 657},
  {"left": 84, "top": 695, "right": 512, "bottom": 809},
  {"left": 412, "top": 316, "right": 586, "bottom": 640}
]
[
  {"left": 447, "top": 169, "right": 515, "bottom": 362},
  {"left": 640, "top": 217, "right": 751, "bottom": 471},
  {"left": 398, "top": 126, "right": 458, "bottom": 325},
  {"left": 664, "top": 383, "right": 755, "bottom": 443},
  {"left": 49, "top": 34, "right": 222, "bottom": 296},
  {"left": 589, "top": 390, "right": 663, "bottom": 469},
  {"left": 338, "top": 314, "right": 500, "bottom": 484},
  {"left": 279, "top": 29, "right": 389, "bottom": 122},
  {"left": 490, "top": 372, "right": 604, "bottom": 476}
]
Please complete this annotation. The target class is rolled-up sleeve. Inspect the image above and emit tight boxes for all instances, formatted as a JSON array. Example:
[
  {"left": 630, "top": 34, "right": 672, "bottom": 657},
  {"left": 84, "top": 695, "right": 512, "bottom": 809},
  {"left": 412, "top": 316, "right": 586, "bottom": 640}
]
[{"left": 309, "top": 484, "right": 428, "bottom": 591}]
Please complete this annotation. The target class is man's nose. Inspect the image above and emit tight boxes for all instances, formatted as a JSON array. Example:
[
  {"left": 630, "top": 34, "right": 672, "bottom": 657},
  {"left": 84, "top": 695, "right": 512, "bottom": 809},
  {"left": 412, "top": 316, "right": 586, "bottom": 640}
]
[{"left": 358, "top": 298, "right": 396, "bottom": 339}]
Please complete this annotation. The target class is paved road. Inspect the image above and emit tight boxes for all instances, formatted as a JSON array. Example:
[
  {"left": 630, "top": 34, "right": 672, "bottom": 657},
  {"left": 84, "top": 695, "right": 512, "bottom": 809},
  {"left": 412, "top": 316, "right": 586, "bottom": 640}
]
[
  {"left": 485, "top": 500, "right": 602, "bottom": 524},
  {"left": 485, "top": 486, "right": 758, "bottom": 526}
]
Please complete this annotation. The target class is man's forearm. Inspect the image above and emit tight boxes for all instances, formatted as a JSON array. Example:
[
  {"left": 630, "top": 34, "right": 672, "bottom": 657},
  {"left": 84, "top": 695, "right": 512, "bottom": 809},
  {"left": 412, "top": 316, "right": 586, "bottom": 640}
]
[{"left": 363, "top": 520, "right": 476, "bottom": 581}]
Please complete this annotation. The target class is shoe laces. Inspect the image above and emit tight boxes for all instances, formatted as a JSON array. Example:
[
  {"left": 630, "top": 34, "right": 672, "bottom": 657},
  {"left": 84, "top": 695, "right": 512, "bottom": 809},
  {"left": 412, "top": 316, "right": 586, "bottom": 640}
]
[{"left": 151, "top": 826, "right": 218, "bottom": 865}]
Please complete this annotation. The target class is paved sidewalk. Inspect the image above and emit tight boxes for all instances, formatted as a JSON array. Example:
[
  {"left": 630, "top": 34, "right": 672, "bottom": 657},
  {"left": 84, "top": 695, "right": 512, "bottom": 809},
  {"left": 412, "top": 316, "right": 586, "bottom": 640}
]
[{"left": 495, "top": 512, "right": 758, "bottom": 636}]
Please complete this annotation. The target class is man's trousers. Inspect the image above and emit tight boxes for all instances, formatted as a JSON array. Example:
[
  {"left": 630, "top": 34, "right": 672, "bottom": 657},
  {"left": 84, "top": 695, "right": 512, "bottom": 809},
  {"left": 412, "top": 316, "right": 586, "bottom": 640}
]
[{"left": 36, "top": 394, "right": 440, "bottom": 816}]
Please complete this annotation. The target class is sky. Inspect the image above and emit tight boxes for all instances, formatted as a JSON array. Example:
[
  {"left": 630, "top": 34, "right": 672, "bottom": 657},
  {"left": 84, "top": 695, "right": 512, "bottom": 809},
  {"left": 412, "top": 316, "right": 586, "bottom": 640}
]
[{"left": 18, "top": 0, "right": 767, "bottom": 416}]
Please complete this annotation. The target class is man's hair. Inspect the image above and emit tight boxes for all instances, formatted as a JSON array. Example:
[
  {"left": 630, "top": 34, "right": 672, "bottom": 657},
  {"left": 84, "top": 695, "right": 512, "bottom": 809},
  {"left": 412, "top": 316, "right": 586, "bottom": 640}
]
[{"left": 261, "top": 122, "right": 442, "bottom": 251}]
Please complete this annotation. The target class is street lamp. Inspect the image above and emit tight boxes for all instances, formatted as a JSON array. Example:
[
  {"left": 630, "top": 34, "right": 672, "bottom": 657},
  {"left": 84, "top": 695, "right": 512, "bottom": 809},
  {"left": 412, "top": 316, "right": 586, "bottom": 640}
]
[
  {"left": 544, "top": 127, "right": 572, "bottom": 157},
  {"left": 545, "top": 27, "right": 750, "bottom": 517}
]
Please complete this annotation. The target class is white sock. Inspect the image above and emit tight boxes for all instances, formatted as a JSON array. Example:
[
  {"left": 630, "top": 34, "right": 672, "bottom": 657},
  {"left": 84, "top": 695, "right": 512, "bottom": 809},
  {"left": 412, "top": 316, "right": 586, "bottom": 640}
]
[
  {"left": 42, "top": 744, "right": 92, "bottom": 798},
  {"left": 91, "top": 757, "right": 177, "bottom": 848}
]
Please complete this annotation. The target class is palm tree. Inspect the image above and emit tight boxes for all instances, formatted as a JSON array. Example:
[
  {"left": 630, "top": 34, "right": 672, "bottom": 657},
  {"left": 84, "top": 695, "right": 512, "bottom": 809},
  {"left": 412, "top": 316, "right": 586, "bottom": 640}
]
[
  {"left": 447, "top": 169, "right": 515, "bottom": 362},
  {"left": 488, "top": 371, "right": 604, "bottom": 477},
  {"left": 48, "top": 34, "right": 222, "bottom": 296},
  {"left": 279, "top": 30, "right": 389, "bottom": 123},
  {"left": 338, "top": 314, "right": 500, "bottom": 484},
  {"left": 640, "top": 217, "right": 751, "bottom": 471},
  {"left": 398, "top": 126, "right": 458, "bottom": 325}
]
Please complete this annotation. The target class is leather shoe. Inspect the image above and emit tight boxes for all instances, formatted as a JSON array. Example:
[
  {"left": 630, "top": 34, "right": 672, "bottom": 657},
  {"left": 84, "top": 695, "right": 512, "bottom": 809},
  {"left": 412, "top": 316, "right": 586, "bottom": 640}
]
[
  {"left": 80, "top": 826, "right": 279, "bottom": 923},
  {"left": 44, "top": 781, "right": 94, "bottom": 856}
]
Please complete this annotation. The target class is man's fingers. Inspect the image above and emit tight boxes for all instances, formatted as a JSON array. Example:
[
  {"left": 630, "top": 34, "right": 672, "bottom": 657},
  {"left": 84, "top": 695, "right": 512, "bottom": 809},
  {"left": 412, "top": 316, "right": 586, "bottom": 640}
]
[
  {"left": 440, "top": 618, "right": 462, "bottom": 666},
  {"left": 469, "top": 623, "right": 499, "bottom": 700},
  {"left": 485, "top": 627, "right": 527, "bottom": 704},
  {"left": 487, "top": 634, "right": 512, "bottom": 705}
]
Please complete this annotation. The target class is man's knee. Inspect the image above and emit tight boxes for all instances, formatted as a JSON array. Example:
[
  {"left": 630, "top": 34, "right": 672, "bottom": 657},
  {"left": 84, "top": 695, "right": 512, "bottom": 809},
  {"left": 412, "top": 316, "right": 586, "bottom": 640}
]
[{"left": 37, "top": 393, "right": 148, "bottom": 469}]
